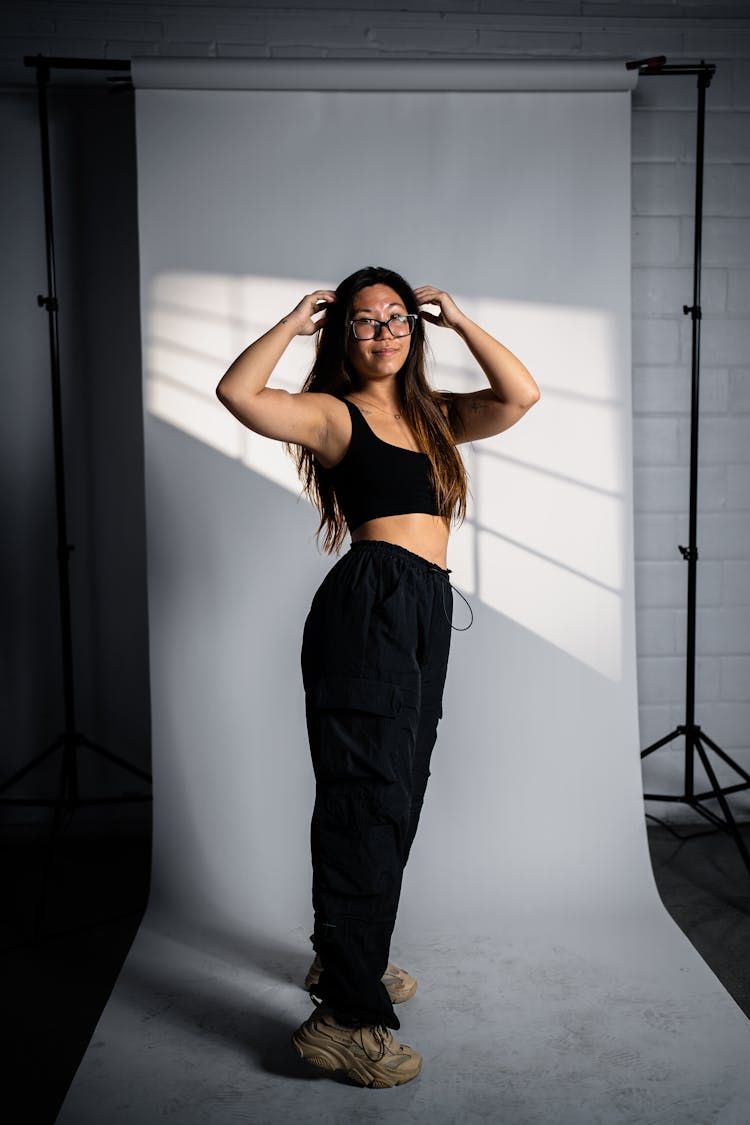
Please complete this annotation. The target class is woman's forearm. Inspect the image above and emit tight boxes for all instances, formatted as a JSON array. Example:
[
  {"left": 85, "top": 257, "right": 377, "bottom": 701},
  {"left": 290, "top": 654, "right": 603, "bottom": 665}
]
[
  {"left": 455, "top": 314, "right": 540, "bottom": 407},
  {"left": 413, "top": 285, "right": 539, "bottom": 408},
  {"left": 216, "top": 316, "right": 299, "bottom": 404},
  {"left": 216, "top": 289, "right": 335, "bottom": 406}
]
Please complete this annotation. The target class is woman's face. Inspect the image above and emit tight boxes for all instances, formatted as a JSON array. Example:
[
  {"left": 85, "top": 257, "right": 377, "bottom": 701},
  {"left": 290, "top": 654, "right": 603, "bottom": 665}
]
[{"left": 346, "top": 284, "right": 412, "bottom": 385}]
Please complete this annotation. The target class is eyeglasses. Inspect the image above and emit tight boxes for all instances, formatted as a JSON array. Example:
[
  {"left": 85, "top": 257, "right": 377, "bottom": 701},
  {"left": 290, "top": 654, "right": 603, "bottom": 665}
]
[{"left": 348, "top": 314, "right": 418, "bottom": 341}]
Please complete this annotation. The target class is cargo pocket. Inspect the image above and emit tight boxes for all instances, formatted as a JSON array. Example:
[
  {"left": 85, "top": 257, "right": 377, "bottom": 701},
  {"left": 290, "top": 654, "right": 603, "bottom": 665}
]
[
  {"left": 309, "top": 674, "right": 418, "bottom": 787},
  {"left": 312, "top": 674, "right": 406, "bottom": 717},
  {"left": 309, "top": 675, "right": 420, "bottom": 911}
]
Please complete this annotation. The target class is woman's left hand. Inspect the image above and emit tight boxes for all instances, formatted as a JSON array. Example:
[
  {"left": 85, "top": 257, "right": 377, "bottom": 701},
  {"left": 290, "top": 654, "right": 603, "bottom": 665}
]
[{"left": 414, "top": 286, "right": 466, "bottom": 331}]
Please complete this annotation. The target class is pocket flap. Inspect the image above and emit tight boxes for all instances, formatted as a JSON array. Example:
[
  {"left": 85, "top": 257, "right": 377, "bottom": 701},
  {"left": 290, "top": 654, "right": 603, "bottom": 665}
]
[{"left": 312, "top": 675, "right": 405, "bottom": 717}]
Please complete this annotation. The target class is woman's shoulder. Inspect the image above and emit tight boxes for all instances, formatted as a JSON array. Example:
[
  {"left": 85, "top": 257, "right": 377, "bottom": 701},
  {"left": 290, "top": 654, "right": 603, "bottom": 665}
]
[
  {"left": 299, "top": 390, "right": 353, "bottom": 423},
  {"left": 433, "top": 391, "right": 454, "bottom": 421},
  {"left": 307, "top": 393, "right": 354, "bottom": 469}
]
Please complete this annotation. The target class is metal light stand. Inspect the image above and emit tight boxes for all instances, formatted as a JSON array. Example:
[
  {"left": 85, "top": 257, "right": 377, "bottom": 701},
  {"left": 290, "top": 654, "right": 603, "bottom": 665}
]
[
  {"left": 628, "top": 56, "right": 750, "bottom": 876},
  {"left": 0, "top": 55, "right": 150, "bottom": 939}
]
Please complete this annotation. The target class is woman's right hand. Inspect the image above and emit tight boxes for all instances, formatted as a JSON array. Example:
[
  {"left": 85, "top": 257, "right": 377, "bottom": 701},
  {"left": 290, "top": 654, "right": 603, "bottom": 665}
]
[{"left": 283, "top": 289, "right": 337, "bottom": 336}]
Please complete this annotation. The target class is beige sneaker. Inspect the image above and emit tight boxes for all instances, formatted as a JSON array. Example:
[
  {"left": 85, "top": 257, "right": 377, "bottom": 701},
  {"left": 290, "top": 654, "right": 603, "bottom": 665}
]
[
  {"left": 291, "top": 1007, "right": 422, "bottom": 1087},
  {"left": 304, "top": 954, "right": 417, "bottom": 1004}
]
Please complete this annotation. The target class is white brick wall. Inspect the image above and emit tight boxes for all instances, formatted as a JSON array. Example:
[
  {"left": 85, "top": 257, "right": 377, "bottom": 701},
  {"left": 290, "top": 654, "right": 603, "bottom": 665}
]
[{"left": 2, "top": 1, "right": 748, "bottom": 821}]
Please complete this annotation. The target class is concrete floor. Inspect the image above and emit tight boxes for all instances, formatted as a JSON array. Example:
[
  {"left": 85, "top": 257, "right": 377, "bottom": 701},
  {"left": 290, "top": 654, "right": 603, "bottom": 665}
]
[{"left": 2, "top": 813, "right": 749, "bottom": 1125}]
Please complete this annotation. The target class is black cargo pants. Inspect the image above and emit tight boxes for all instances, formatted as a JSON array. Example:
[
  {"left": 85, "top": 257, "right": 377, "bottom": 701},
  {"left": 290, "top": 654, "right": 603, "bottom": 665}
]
[{"left": 301, "top": 539, "right": 454, "bottom": 1031}]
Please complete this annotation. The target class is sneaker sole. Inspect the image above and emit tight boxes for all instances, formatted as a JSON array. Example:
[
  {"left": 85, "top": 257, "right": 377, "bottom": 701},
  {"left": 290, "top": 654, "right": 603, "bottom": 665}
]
[{"left": 291, "top": 1029, "right": 422, "bottom": 1088}]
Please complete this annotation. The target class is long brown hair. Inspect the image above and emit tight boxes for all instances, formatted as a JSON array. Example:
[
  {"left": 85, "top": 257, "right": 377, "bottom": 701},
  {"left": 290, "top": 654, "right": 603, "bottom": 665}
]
[{"left": 285, "top": 265, "right": 468, "bottom": 554}]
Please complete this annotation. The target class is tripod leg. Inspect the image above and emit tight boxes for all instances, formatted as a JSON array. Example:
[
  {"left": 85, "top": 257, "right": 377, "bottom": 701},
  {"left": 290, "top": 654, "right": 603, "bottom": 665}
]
[
  {"left": 694, "top": 735, "right": 750, "bottom": 877},
  {"left": 0, "top": 736, "right": 62, "bottom": 797},
  {"left": 640, "top": 727, "right": 681, "bottom": 760},
  {"left": 82, "top": 736, "right": 152, "bottom": 784},
  {"left": 697, "top": 729, "right": 750, "bottom": 786}
]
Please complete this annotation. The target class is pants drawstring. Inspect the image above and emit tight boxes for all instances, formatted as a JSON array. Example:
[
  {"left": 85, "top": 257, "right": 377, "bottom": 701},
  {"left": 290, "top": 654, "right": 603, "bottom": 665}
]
[{"left": 431, "top": 567, "right": 474, "bottom": 632}]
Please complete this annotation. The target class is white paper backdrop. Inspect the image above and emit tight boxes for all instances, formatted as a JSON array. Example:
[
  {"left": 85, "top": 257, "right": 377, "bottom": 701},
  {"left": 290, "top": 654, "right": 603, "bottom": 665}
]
[{"left": 131, "top": 64, "right": 655, "bottom": 936}]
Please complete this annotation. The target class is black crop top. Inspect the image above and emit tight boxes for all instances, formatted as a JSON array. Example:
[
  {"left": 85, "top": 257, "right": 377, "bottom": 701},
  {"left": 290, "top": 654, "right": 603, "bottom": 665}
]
[{"left": 318, "top": 399, "right": 440, "bottom": 532}]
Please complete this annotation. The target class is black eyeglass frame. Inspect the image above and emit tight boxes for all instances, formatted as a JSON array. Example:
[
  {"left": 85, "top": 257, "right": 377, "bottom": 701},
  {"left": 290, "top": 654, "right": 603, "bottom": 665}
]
[{"left": 347, "top": 313, "right": 418, "bottom": 340}]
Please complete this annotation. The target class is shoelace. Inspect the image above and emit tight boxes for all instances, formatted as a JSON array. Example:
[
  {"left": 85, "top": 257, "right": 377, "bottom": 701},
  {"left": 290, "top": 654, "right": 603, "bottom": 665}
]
[{"left": 357, "top": 1024, "right": 390, "bottom": 1063}]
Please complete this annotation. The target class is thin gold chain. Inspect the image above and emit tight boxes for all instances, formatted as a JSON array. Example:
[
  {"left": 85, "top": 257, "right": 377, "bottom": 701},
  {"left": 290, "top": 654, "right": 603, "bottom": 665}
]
[{"left": 349, "top": 395, "right": 403, "bottom": 420}]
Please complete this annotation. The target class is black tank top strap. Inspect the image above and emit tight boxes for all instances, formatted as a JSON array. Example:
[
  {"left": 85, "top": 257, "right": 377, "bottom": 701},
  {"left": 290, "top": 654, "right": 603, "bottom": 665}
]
[
  {"left": 343, "top": 397, "right": 371, "bottom": 443},
  {"left": 344, "top": 396, "right": 363, "bottom": 425}
]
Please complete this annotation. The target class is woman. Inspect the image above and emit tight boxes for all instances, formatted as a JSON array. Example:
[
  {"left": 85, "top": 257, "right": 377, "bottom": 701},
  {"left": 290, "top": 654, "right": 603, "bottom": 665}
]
[{"left": 216, "top": 265, "right": 539, "bottom": 1088}]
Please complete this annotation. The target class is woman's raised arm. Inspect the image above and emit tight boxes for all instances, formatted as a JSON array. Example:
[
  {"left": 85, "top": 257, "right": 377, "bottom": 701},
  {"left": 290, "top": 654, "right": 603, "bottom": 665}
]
[
  {"left": 215, "top": 289, "right": 336, "bottom": 447},
  {"left": 415, "top": 285, "right": 540, "bottom": 444}
]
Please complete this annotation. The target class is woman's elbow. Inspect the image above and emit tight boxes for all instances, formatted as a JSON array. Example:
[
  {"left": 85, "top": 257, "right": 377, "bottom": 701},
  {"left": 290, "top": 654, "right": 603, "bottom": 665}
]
[{"left": 525, "top": 380, "right": 541, "bottom": 408}]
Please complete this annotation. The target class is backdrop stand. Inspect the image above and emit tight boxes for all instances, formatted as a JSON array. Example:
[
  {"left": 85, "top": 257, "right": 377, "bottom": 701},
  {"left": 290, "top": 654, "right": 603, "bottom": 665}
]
[
  {"left": 0, "top": 54, "right": 150, "bottom": 942},
  {"left": 629, "top": 56, "right": 750, "bottom": 877}
]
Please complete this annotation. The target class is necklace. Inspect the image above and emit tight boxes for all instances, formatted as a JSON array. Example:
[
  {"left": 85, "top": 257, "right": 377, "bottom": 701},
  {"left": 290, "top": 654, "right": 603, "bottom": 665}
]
[{"left": 350, "top": 395, "right": 403, "bottom": 420}]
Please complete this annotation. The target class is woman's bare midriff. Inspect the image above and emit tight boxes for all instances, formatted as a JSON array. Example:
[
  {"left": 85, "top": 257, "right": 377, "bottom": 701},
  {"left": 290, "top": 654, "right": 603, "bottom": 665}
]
[{"left": 350, "top": 513, "right": 450, "bottom": 570}]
